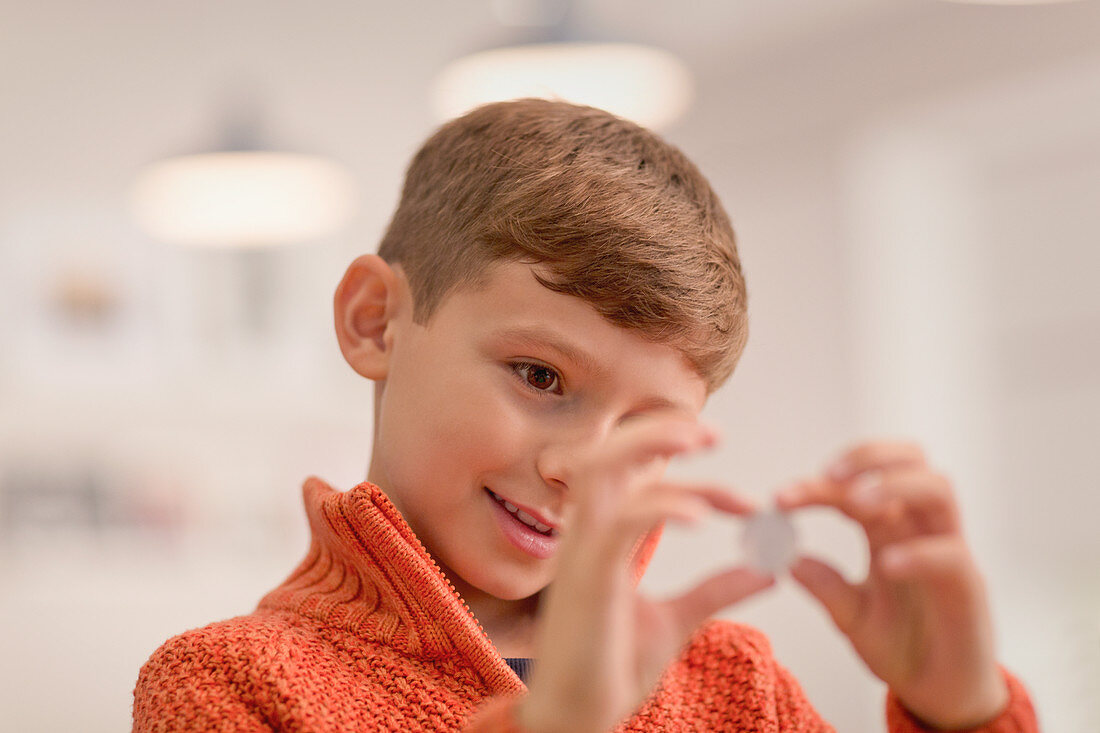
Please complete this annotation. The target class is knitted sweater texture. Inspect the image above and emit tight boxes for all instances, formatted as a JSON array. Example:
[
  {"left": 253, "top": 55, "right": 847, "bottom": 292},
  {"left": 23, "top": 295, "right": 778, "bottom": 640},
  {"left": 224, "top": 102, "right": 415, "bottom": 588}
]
[{"left": 133, "top": 477, "right": 1039, "bottom": 732}]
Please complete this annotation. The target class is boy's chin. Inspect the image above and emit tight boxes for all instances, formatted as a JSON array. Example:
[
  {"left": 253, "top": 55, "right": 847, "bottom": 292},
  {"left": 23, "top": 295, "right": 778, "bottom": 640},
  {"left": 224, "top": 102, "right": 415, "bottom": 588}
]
[
  {"left": 463, "top": 568, "right": 550, "bottom": 603},
  {"left": 492, "top": 586, "right": 544, "bottom": 603},
  {"left": 476, "top": 577, "right": 547, "bottom": 603}
]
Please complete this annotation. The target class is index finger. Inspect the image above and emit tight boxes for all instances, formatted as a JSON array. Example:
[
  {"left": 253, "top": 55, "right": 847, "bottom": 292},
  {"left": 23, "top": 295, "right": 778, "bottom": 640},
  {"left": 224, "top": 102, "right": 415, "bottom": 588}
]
[
  {"left": 608, "top": 414, "right": 720, "bottom": 468},
  {"left": 825, "top": 440, "right": 927, "bottom": 481},
  {"left": 772, "top": 475, "right": 903, "bottom": 551},
  {"left": 657, "top": 481, "right": 759, "bottom": 516}
]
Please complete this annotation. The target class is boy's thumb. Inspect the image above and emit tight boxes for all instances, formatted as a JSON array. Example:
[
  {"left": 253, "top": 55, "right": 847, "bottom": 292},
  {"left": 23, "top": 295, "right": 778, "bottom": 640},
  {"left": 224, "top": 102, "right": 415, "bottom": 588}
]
[
  {"left": 789, "top": 556, "right": 859, "bottom": 633},
  {"left": 666, "top": 567, "right": 776, "bottom": 635}
]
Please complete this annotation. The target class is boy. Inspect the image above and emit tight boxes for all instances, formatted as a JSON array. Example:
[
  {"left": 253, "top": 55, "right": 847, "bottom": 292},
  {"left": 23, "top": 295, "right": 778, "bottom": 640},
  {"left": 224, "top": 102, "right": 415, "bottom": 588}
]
[{"left": 133, "top": 99, "right": 1039, "bottom": 732}]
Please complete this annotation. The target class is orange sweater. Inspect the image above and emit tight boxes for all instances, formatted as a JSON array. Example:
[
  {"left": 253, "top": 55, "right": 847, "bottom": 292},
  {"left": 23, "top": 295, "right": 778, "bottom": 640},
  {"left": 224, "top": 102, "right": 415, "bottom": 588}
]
[{"left": 133, "top": 478, "right": 1039, "bottom": 732}]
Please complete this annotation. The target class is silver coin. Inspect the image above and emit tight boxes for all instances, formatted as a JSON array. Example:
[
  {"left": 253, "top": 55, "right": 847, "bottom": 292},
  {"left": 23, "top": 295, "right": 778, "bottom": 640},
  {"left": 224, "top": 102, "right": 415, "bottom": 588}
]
[{"left": 740, "top": 509, "right": 797, "bottom": 574}]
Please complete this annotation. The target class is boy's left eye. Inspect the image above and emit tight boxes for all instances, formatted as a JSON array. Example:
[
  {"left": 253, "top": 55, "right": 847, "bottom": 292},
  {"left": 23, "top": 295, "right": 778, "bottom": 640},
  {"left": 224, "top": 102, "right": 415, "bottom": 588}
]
[{"left": 512, "top": 362, "right": 563, "bottom": 395}]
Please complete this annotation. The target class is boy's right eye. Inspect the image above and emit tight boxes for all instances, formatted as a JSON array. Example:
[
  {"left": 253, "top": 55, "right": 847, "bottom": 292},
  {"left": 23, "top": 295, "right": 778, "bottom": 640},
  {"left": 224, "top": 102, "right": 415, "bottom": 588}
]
[{"left": 511, "top": 361, "right": 564, "bottom": 396}]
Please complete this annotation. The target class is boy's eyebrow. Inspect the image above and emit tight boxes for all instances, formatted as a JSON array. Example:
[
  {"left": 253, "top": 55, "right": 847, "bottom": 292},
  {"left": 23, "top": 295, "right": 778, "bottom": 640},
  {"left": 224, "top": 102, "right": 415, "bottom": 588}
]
[
  {"left": 490, "top": 325, "right": 689, "bottom": 412},
  {"left": 492, "top": 325, "right": 607, "bottom": 379}
]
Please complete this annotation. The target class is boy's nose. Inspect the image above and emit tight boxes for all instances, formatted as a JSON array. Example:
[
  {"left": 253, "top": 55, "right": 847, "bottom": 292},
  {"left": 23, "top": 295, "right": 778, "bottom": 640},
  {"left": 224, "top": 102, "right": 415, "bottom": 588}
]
[
  {"left": 534, "top": 420, "right": 616, "bottom": 493},
  {"left": 535, "top": 443, "right": 575, "bottom": 493}
]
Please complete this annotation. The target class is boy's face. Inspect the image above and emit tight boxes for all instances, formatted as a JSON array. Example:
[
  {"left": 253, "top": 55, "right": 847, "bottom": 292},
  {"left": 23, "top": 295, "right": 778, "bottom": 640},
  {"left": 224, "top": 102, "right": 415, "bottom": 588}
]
[{"left": 366, "top": 260, "right": 707, "bottom": 602}]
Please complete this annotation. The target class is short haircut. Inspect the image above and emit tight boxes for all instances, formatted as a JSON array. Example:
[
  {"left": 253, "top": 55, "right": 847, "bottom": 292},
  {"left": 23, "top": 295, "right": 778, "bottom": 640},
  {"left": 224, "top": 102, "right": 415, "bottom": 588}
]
[{"left": 377, "top": 98, "right": 748, "bottom": 393}]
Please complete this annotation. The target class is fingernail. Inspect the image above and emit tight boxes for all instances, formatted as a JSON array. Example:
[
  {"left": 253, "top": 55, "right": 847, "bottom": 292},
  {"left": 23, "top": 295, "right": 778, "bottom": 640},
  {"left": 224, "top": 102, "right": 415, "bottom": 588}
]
[{"left": 850, "top": 473, "right": 881, "bottom": 507}]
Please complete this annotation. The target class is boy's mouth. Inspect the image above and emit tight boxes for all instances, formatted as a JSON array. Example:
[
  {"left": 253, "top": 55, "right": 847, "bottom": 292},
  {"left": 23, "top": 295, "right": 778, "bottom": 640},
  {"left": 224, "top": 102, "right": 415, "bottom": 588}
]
[
  {"left": 486, "top": 488, "right": 561, "bottom": 560},
  {"left": 485, "top": 488, "right": 558, "bottom": 536}
]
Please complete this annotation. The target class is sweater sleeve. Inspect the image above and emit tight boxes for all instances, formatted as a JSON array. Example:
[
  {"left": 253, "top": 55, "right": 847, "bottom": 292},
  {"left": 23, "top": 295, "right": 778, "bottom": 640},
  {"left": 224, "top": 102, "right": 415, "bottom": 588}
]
[
  {"left": 769, "top": 659, "right": 1041, "bottom": 733},
  {"left": 885, "top": 667, "right": 1040, "bottom": 733},
  {"left": 769, "top": 656, "right": 839, "bottom": 732},
  {"left": 132, "top": 633, "right": 274, "bottom": 733}
]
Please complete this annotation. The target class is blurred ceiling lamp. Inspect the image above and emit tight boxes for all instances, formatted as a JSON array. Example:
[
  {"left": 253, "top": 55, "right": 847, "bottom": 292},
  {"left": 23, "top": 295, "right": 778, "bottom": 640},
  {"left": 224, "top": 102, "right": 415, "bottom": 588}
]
[
  {"left": 131, "top": 103, "right": 355, "bottom": 247},
  {"left": 431, "top": 0, "right": 693, "bottom": 130}
]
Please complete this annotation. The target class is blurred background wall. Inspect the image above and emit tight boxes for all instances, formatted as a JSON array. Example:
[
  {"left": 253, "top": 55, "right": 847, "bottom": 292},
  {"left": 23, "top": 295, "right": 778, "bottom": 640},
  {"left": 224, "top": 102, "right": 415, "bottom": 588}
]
[{"left": 1, "top": 1, "right": 1098, "bottom": 730}]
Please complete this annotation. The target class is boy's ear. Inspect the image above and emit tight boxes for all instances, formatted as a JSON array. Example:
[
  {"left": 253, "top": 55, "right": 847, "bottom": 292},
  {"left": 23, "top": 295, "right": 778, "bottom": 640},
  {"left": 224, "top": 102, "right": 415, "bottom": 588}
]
[{"left": 334, "top": 254, "right": 404, "bottom": 381}]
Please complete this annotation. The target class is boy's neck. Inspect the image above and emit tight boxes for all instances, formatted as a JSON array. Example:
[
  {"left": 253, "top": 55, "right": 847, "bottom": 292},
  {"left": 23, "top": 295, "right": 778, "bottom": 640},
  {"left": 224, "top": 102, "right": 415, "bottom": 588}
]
[{"left": 444, "top": 564, "right": 541, "bottom": 659}]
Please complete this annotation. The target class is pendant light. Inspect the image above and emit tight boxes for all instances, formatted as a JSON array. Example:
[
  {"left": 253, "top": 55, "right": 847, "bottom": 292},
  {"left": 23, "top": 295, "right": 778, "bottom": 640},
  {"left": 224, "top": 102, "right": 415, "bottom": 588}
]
[
  {"left": 130, "top": 99, "right": 356, "bottom": 248},
  {"left": 431, "top": 0, "right": 693, "bottom": 130}
]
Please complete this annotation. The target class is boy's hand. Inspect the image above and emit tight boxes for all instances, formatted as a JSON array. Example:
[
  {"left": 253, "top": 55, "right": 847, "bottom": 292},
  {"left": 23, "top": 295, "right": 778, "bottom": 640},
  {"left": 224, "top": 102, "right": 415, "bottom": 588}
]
[
  {"left": 777, "top": 440, "right": 1009, "bottom": 730},
  {"left": 518, "top": 414, "right": 774, "bottom": 733}
]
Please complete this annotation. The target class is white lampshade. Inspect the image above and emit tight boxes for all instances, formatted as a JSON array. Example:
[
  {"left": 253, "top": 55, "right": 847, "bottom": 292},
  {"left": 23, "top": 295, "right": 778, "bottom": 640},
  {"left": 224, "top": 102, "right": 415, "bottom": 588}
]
[
  {"left": 432, "top": 42, "right": 694, "bottom": 130},
  {"left": 131, "top": 151, "right": 356, "bottom": 246}
]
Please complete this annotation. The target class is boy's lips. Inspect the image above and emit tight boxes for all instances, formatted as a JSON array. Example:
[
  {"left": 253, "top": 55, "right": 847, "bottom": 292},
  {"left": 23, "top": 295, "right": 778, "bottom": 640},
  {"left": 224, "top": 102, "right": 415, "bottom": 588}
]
[
  {"left": 486, "top": 488, "right": 561, "bottom": 560},
  {"left": 485, "top": 488, "right": 560, "bottom": 533}
]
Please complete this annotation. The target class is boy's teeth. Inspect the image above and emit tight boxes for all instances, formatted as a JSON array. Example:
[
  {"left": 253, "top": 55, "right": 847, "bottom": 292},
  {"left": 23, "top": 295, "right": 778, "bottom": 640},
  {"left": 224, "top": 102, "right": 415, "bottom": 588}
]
[{"left": 491, "top": 490, "right": 554, "bottom": 534}]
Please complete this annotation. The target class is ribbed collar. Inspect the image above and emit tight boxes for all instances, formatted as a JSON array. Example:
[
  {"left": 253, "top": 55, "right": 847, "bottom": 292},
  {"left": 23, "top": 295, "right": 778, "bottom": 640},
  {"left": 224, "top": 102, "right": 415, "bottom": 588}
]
[
  {"left": 257, "top": 476, "right": 662, "bottom": 697},
  {"left": 257, "top": 476, "right": 526, "bottom": 696}
]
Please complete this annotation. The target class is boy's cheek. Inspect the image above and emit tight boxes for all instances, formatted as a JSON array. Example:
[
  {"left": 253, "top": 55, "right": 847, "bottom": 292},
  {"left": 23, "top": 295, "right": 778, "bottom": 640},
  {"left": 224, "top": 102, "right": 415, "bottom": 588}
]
[{"left": 390, "top": 391, "right": 531, "bottom": 481}]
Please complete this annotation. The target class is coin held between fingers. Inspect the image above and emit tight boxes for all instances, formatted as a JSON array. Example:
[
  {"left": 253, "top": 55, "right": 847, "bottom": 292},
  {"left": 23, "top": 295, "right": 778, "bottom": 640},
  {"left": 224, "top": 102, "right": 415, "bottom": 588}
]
[{"left": 741, "top": 510, "right": 798, "bottom": 574}]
